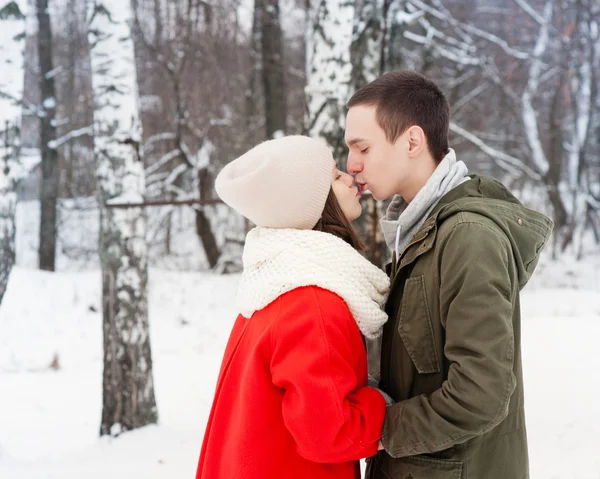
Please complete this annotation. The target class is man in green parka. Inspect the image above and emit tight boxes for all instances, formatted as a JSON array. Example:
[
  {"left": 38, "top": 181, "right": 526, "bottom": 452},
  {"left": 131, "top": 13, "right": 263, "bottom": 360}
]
[{"left": 345, "top": 70, "right": 553, "bottom": 479}]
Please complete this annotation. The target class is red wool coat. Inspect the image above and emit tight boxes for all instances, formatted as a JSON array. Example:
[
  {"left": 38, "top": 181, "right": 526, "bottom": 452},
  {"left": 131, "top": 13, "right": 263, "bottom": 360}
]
[{"left": 196, "top": 285, "right": 386, "bottom": 479}]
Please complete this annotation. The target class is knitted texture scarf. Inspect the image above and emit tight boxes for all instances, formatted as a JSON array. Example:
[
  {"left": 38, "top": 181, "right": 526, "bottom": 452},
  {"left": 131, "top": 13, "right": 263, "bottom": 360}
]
[
  {"left": 237, "top": 227, "right": 390, "bottom": 339},
  {"left": 380, "top": 148, "right": 469, "bottom": 255}
]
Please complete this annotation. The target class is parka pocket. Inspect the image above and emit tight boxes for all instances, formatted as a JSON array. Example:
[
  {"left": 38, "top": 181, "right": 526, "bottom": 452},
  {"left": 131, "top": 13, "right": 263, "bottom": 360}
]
[
  {"left": 398, "top": 275, "right": 440, "bottom": 374},
  {"left": 382, "top": 455, "right": 463, "bottom": 479}
]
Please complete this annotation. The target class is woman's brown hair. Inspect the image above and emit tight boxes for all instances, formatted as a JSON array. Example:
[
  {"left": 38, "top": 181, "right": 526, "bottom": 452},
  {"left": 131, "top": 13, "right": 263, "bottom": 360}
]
[{"left": 313, "top": 189, "right": 365, "bottom": 250}]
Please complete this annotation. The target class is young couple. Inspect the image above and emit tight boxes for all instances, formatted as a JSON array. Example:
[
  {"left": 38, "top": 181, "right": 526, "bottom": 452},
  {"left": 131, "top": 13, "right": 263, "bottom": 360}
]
[{"left": 196, "top": 70, "right": 553, "bottom": 479}]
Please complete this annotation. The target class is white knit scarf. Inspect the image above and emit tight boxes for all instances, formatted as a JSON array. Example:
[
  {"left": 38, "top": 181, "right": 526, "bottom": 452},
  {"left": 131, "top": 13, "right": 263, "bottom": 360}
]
[{"left": 237, "top": 227, "right": 391, "bottom": 339}]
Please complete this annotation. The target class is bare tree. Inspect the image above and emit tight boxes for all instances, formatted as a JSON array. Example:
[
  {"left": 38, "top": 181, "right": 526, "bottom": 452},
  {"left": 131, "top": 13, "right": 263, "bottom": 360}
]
[
  {"left": 88, "top": 0, "right": 157, "bottom": 436},
  {"left": 384, "top": 0, "right": 599, "bottom": 256},
  {"left": 563, "top": 0, "right": 598, "bottom": 257},
  {"left": 20, "top": 0, "right": 40, "bottom": 151},
  {"left": 0, "top": 127, "right": 18, "bottom": 305},
  {"left": 350, "top": 0, "right": 385, "bottom": 267},
  {"left": 131, "top": 0, "right": 222, "bottom": 268},
  {"left": 305, "top": 0, "right": 355, "bottom": 160},
  {"left": 245, "top": 0, "right": 264, "bottom": 143},
  {"left": 259, "top": 0, "right": 287, "bottom": 138},
  {"left": 0, "top": 0, "right": 26, "bottom": 303},
  {"left": 36, "top": 0, "right": 58, "bottom": 271},
  {"left": 51, "top": 0, "right": 95, "bottom": 198}
]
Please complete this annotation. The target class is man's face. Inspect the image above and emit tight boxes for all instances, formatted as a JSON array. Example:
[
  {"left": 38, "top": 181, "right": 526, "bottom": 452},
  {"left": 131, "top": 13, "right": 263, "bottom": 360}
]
[{"left": 345, "top": 105, "right": 410, "bottom": 201}]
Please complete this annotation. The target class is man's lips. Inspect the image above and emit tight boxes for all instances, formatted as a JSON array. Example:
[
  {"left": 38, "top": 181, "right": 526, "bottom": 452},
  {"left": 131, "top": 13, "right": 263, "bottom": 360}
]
[{"left": 354, "top": 182, "right": 372, "bottom": 196}]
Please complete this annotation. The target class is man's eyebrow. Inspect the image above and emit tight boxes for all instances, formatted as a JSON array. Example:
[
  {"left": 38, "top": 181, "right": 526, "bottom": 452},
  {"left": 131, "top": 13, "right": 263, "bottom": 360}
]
[{"left": 346, "top": 137, "right": 367, "bottom": 147}]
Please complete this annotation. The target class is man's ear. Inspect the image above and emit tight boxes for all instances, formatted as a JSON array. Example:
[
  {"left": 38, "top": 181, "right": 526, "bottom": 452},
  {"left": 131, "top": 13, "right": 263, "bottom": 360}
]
[{"left": 407, "top": 126, "right": 426, "bottom": 158}]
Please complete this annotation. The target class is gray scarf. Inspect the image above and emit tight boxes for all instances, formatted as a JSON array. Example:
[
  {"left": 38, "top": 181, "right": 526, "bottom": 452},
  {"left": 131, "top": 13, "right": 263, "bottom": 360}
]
[{"left": 380, "top": 149, "right": 469, "bottom": 255}]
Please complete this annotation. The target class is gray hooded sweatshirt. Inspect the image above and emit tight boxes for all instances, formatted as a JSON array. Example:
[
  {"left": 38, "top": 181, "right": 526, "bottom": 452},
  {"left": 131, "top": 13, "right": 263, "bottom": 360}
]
[{"left": 380, "top": 148, "right": 470, "bottom": 256}]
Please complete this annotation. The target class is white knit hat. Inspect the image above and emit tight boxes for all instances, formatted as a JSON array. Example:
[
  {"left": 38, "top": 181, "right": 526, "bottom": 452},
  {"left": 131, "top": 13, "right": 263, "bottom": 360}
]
[{"left": 215, "top": 135, "right": 335, "bottom": 230}]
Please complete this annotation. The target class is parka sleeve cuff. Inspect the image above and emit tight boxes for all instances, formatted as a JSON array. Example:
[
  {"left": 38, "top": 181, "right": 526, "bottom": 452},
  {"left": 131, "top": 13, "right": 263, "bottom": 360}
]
[{"left": 381, "top": 401, "right": 417, "bottom": 458}]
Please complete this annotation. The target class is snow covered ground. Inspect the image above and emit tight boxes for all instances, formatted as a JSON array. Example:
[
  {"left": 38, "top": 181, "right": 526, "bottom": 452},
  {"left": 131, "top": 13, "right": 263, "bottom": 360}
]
[
  {"left": 0, "top": 265, "right": 599, "bottom": 478},
  {"left": 0, "top": 268, "right": 238, "bottom": 478}
]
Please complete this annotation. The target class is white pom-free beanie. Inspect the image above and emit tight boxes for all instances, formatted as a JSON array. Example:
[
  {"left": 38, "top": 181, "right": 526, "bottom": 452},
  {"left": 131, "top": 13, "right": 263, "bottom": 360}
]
[{"left": 215, "top": 135, "right": 335, "bottom": 230}]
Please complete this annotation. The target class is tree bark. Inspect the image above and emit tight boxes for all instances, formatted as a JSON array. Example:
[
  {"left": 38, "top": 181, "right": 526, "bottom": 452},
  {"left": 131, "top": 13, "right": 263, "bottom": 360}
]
[
  {"left": 0, "top": 186, "right": 16, "bottom": 305},
  {"left": 19, "top": 0, "right": 40, "bottom": 150},
  {"left": 0, "top": 0, "right": 26, "bottom": 303},
  {"left": 89, "top": 0, "right": 157, "bottom": 436},
  {"left": 351, "top": 0, "right": 386, "bottom": 268},
  {"left": 196, "top": 149, "right": 219, "bottom": 268},
  {"left": 0, "top": 126, "right": 18, "bottom": 306},
  {"left": 546, "top": 59, "right": 569, "bottom": 257},
  {"left": 260, "top": 0, "right": 287, "bottom": 138},
  {"left": 245, "top": 0, "right": 263, "bottom": 142},
  {"left": 305, "top": 0, "right": 355, "bottom": 162},
  {"left": 36, "top": 0, "right": 58, "bottom": 271}
]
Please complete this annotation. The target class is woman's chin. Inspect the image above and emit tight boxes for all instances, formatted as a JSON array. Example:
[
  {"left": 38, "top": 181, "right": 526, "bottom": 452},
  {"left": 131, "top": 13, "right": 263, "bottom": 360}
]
[{"left": 347, "top": 208, "right": 362, "bottom": 222}]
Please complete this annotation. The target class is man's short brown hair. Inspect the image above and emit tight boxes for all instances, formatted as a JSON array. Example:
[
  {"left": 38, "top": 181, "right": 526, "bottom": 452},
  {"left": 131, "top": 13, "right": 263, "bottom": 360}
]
[{"left": 347, "top": 70, "right": 450, "bottom": 163}]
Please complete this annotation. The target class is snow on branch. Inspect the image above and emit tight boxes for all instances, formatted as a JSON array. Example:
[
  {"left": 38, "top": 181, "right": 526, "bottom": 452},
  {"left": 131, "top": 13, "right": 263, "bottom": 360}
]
[
  {"left": 48, "top": 125, "right": 93, "bottom": 149},
  {"left": 409, "top": 0, "right": 530, "bottom": 61},
  {"left": 521, "top": 0, "right": 553, "bottom": 176},
  {"left": 44, "top": 65, "right": 63, "bottom": 79},
  {"left": 164, "top": 162, "right": 188, "bottom": 188},
  {"left": 145, "top": 148, "right": 181, "bottom": 176},
  {"left": 454, "top": 21, "right": 530, "bottom": 60},
  {"left": 142, "top": 132, "right": 177, "bottom": 156},
  {"left": 407, "top": 0, "right": 471, "bottom": 46},
  {"left": 452, "top": 83, "right": 490, "bottom": 115},
  {"left": 404, "top": 30, "right": 480, "bottom": 65},
  {"left": 395, "top": 8, "right": 424, "bottom": 26},
  {"left": 450, "top": 122, "right": 541, "bottom": 180},
  {"left": 513, "top": 0, "right": 547, "bottom": 26}
]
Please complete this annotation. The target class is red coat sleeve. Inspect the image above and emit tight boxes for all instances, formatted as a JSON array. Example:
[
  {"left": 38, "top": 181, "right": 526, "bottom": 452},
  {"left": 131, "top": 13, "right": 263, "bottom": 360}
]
[{"left": 270, "top": 286, "right": 386, "bottom": 463}]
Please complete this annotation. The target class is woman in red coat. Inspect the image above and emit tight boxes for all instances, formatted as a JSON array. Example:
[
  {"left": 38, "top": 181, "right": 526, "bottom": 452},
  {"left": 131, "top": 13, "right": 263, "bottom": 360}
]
[{"left": 196, "top": 135, "right": 391, "bottom": 479}]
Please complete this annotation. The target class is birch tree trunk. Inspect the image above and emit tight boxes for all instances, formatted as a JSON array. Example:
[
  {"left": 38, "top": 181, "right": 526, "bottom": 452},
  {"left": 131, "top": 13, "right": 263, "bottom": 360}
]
[
  {"left": 305, "top": 0, "right": 354, "bottom": 161},
  {"left": 21, "top": 0, "right": 40, "bottom": 150},
  {"left": 88, "top": 0, "right": 157, "bottom": 436},
  {"left": 351, "top": 0, "right": 384, "bottom": 90},
  {"left": 36, "top": 0, "right": 58, "bottom": 271},
  {"left": 351, "top": 0, "right": 386, "bottom": 267},
  {"left": 0, "top": 0, "right": 26, "bottom": 305},
  {"left": 566, "top": 6, "right": 595, "bottom": 258},
  {"left": 0, "top": 154, "right": 17, "bottom": 306}
]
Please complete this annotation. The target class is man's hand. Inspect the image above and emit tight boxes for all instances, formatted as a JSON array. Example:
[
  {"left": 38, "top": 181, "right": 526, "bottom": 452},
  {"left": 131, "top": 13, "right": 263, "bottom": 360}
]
[{"left": 377, "top": 440, "right": 384, "bottom": 451}]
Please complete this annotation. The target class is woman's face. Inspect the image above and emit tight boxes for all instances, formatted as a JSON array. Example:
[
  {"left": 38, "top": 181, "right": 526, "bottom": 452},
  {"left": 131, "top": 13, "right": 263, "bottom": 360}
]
[{"left": 331, "top": 167, "right": 362, "bottom": 221}]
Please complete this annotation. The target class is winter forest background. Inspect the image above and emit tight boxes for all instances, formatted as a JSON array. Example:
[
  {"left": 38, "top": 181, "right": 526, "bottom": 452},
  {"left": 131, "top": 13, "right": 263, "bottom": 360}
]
[{"left": 0, "top": 0, "right": 599, "bottom": 478}]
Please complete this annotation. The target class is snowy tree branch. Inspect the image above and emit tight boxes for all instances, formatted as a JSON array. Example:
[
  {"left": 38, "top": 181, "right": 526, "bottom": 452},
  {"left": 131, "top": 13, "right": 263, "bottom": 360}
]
[
  {"left": 521, "top": 0, "right": 554, "bottom": 176},
  {"left": 513, "top": 0, "right": 546, "bottom": 25},
  {"left": 450, "top": 122, "right": 541, "bottom": 180}
]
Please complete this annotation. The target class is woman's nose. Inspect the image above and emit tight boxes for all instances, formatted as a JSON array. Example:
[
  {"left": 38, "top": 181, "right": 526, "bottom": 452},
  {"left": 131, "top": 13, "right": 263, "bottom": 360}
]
[{"left": 342, "top": 172, "right": 354, "bottom": 186}]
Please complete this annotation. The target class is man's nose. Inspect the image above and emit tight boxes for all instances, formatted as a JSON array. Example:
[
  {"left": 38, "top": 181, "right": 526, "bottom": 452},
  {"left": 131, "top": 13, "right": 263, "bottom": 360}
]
[{"left": 346, "top": 153, "right": 362, "bottom": 175}]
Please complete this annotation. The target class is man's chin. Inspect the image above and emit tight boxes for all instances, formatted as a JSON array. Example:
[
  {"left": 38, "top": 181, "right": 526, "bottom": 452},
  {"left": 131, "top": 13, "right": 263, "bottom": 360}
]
[
  {"left": 362, "top": 185, "right": 394, "bottom": 201},
  {"left": 370, "top": 190, "right": 390, "bottom": 202}
]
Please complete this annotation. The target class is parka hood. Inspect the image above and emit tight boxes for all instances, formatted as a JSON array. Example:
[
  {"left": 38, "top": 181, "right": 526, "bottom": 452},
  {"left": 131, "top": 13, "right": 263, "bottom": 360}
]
[{"left": 431, "top": 175, "right": 553, "bottom": 288}]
